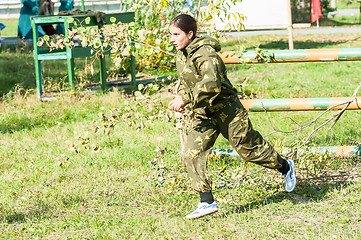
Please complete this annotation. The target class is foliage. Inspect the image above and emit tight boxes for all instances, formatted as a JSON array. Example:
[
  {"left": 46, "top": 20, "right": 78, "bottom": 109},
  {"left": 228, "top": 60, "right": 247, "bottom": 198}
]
[
  {"left": 197, "top": 0, "right": 245, "bottom": 35},
  {"left": 321, "top": 0, "right": 336, "bottom": 15},
  {"left": 235, "top": 45, "right": 275, "bottom": 64},
  {"left": 37, "top": 0, "right": 245, "bottom": 75},
  {"left": 118, "top": 0, "right": 187, "bottom": 72}
]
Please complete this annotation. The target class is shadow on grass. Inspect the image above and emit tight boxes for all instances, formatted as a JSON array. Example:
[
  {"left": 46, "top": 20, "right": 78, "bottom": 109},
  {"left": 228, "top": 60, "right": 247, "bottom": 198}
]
[
  {"left": 3, "top": 204, "right": 52, "bottom": 224},
  {"left": 2, "top": 195, "right": 87, "bottom": 224},
  {"left": 220, "top": 171, "right": 359, "bottom": 217},
  {"left": 0, "top": 124, "right": 39, "bottom": 134},
  {"left": 318, "top": 18, "right": 359, "bottom": 27},
  {"left": 0, "top": 115, "right": 54, "bottom": 134},
  {"left": 5, "top": 213, "right": 27, "bottom": 224}
]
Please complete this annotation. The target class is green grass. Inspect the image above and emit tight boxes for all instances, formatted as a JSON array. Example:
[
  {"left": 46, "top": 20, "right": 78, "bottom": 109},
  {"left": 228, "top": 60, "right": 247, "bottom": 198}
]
[
  {"left": 1, "top": 33, "right": 361, "bottom": 238},
  {"left": 0, "top": 46, "right": 36, "bottom": 96},
  {"left": 0, "top": 90, "right": 360, "bottom": 239},
  {"left": 0, "top": 19, "right": 18, "bottom": 36},
  {"left": 315, "top": 15, "right": 361, "bottom": 26},
  {"left": 336, "top": 0, "right": 360, "bottom": 9},
  {"left": 0, "top": 44, "right": 115, "bottom": 96}
]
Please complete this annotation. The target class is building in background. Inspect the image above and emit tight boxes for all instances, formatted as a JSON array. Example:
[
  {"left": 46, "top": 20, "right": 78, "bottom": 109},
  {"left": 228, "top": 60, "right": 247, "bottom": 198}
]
[{"left": 214, "top": 0, "right": 318, "bottom": 31}]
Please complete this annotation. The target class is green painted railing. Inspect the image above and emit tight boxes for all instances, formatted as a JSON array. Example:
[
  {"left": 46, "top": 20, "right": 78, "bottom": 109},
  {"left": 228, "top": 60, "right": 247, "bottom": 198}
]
[
  {"left": 240, "top": 97, "right": 361, "bottom": 112},
  {"left": 220, "top": 48, "right": 361, "bottom": 64},
  {"left": 211, "top": 146, "right": 361, "bottom": 158}
]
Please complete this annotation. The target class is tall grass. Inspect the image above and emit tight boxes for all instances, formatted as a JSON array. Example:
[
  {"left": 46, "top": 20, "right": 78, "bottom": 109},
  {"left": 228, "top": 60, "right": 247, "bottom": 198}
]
[
  {"left": 0, "top": 89, "right": 360, "bottom": 239},
  {"left": 0, "top": 33, "right": 361, "bottom": 238}
]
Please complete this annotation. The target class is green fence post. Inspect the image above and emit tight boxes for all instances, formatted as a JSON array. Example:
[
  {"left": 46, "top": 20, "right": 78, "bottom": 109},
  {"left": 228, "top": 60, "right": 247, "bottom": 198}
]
[
  {"left": 31, "top": 16, "right": 43, "bottom": 98},
  {"left": 100, "top": 55, "right": 107, "bottom": 91}
]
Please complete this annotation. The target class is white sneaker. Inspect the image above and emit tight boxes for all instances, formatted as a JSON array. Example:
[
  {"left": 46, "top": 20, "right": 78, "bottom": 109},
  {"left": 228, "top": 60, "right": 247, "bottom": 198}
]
[
  {"left": 283, "top": 159, "right": 296, "bottom": 192},
  {"left": 186, "top": 202, "right": 218, "bottom": 219}
]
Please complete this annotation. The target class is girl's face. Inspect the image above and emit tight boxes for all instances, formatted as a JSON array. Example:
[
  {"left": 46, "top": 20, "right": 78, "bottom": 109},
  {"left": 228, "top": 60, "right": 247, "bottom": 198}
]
[{"left": 169, "top": 24, "right": 194, "bottom": 50}]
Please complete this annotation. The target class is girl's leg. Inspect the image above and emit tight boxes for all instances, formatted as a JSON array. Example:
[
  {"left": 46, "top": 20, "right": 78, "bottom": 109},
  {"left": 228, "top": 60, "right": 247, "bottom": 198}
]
[
  {"left": 215, "top": 101, "right": 296, "bottom": 192},
  {"left": 183, "top": 114, "right": 219, "bottom": 192},
  {"left": 183, "top": 114, "right": 220, "bottom": 219},
  {"left": 215, "top": 101, "right": 286, "bottom": 169}
]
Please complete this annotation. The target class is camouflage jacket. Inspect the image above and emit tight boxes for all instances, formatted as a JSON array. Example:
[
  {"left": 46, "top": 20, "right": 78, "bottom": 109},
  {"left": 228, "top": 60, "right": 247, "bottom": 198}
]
[{"left": 176, "top": 35, "right": 238, "bottom": 115}]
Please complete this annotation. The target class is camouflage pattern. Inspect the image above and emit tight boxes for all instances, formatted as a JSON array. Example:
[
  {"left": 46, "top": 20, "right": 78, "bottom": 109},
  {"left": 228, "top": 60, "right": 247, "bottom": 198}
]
[
  {"left": 176, "top": 35, "right": 238, "bottom": 115},
  {"left": 183, "top": 100, "right": 284, "bottom": 192},
  {"left": 176, "top": 36, "right": 285, "bottom": 193}
]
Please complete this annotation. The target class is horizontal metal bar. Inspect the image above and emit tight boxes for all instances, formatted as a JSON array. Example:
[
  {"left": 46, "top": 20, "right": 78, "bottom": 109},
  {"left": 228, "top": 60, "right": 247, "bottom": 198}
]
[
  {"left": 211, "top": 146, "right": 361, "bottom": 158},
  {"left": 240, "top": 97, "right": 361, "bottom": 112},
  {"left": 219, "top": 48, "right": 361, "bottom": 64}
]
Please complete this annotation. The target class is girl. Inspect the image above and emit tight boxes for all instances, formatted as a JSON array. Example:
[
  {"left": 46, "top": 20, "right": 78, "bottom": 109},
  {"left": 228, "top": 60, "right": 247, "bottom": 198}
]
[{"left": 168, "top": 14, "right": 296, "bottom": 219}]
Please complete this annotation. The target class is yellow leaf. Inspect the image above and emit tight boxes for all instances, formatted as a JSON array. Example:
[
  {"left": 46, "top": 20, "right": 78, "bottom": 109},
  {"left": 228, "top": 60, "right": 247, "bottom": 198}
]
[{"left": 66, "top": 17, "right": 74, "bottom": 23}]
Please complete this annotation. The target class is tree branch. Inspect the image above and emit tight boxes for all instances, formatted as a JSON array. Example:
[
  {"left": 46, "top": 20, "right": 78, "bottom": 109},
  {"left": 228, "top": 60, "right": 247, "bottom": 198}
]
[
  {"left": 262, "top": 81, "right": 361, "bottom": 148},
  {"left": 133, "top": 40, "right": 176, "bottom": 57}
]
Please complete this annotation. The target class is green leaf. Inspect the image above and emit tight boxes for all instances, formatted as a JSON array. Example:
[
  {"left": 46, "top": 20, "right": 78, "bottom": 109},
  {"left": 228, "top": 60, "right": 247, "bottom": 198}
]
[
  {"left": 165, "top": 45, "right": 173, "bottom": 51},
  {"left": 85, "top": 17, "right": 91, "bottom": 25},
  {"left": 110, "top": 17, "right": 117, "bottom": 23},
  {"left": 151, "top": 84, "right": 159, "bottom": 91},
  {"left": 205, "top": 15, "right": 212, "bottom": 21},
  {"left": 67, "top": 17, "right": 74, "bottom": 23},
  {"left": 43, "top": 35, "right": 50, "bottom": 41},
  {"left": 128, "top": 22, "right": 135, "bottom": 27},
  {"left": 94, "top": 41, "right": 101, "bottom": 49},
  {"left": 145, "top": 49, "right": 153, "bottom": 55},
  {"left": 134, "top": 91, "right": 142, "bottom": 97},
  {"left": 138, "top": 84, "right": 144, "bottom": 91}
]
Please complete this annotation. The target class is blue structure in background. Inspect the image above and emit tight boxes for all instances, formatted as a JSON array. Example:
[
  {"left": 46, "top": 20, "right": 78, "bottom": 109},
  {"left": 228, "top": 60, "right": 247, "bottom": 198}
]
[
  {"left": 0, "top": 23, "right": 6, "bottom": 31},
  {"left": 18, "top": 0, "right": 45, "bottom": 39},
  {"left": 56, "top": 0, "right": 74, "bottom": 34},
  {"left": 17, "top": 0, "right": 74, "bottom": 39},
  {"left": 59, "top": 0, "right": 74, "bottom": 12},
  {"left": 0, "top": 23, "right": 6, "bottom": 50}
]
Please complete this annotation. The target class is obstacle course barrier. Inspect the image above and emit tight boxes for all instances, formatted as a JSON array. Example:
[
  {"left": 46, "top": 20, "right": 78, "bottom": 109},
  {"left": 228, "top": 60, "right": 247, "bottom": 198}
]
[
  {"left": 240, "top": 97, "right": 361, "bottom": 112},
  {"left": 217, "top": 47, "right": 361, "bottom": 157},
  {"left": 219, "top": 48, "right": 361, "bottom": 64},
  {"left": 211, "top": 146, "right": 361, "bottom": 159}
]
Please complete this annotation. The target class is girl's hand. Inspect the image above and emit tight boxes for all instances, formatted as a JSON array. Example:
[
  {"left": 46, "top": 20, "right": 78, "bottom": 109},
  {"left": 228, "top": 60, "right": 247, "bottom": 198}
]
[{"left": 168, "top": 95, "right": 185, "bottom": 112}]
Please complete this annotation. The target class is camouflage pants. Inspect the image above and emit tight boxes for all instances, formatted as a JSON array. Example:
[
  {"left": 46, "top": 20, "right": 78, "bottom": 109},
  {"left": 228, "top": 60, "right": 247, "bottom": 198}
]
[{"left": 183, "top": 100, "right": 284, "bottom": 193}]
